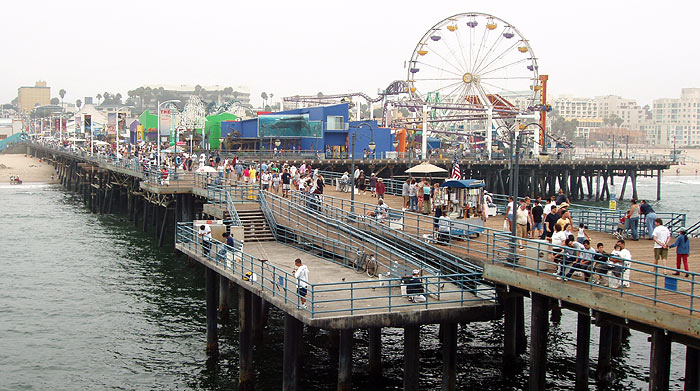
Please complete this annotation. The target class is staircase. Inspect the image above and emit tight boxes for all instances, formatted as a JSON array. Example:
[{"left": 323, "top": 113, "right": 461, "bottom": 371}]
[{"left": 238, "top": 208, "right": 275, "bottom": 242}]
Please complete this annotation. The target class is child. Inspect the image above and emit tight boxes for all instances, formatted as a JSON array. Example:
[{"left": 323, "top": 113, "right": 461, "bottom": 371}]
[
  {"left": 614, "top": 216, "right": 627, "bottom": 240},
  {"left": 669, "top": 227, "right": 690, "bottom": 277},
  {"left": 577, "top": 223, "right": 591, "bottom": 244}
]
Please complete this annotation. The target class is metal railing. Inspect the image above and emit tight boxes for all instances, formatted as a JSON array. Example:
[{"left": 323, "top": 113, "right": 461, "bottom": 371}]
[
  {"left": 487, "top": 231, "right": 700, "bottom": 315},
  {"left": 176, "top": 220, "right": 489, "bottom": 318}
]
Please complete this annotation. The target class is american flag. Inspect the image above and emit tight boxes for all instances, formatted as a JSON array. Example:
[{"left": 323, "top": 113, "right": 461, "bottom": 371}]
[{"left": 451, "top": 154, "right": 461, "bottom": 180}]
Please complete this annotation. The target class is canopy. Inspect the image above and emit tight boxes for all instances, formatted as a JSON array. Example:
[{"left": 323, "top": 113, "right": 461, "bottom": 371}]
[
  {"left": 440, "top": 179, "right": 485, "bottom": 189},
  {"left": 196, "top": 166, "right": 217, "bottom": 173},
  {"left": 405, "top": 162, "right": 447, "bottom": 174},
  {"left": 163, "top": 145, "right": 186, "bottom": 153}
]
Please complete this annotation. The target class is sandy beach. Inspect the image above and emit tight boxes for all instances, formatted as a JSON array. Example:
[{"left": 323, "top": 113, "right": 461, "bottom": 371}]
[{"left": 0, "top": 154, "right": 58, "bottom": 183}]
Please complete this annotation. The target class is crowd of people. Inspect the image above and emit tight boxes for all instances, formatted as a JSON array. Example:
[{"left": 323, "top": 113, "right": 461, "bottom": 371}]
[{"left": 500, "top": 188, "right": 691, "bottom": 284}]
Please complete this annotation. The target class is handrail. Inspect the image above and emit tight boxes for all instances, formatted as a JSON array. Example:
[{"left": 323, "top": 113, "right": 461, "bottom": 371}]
[{"left": 176, "top": 220, "right": 491, "bottom": 318}]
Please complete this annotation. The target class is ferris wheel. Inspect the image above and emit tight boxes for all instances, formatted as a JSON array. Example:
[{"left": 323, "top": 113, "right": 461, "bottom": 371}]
[{"left": 407, "top": 13, "right": 540, "bottom": 125}]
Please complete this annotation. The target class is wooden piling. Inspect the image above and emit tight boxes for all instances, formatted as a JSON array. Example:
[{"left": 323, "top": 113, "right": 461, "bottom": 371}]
[
  {"left": 441, "top": 323, "right": 458, "bottom": 391},
  {"left": 368, "top": 327, "right": 382, "bottom": 379},
  {"left": 338, "top": 329, "right": 353, "bottom": 391},
  {"left": 597, "top": 322, "right": 613, "bottom": 383},
  {"left": 205, "top": 267, "right": 219, "bottom": 356},
  {"left": 575, "top": 313, "right": 590, "bottom": 391},
  {"left": 218, "top": 276, "right": 229, "bottom": 320},
  {"left": 239, "top": 287, "right": 254, "bottom": 390},
  {"left": 649, "top": 328, "right": 671, "bottom": 391},
  {"left": 686, "top": 346, "right": 700, "bottom": 391},
  {"left": 403, "top": 325, "right": 420, "bottom": 391},
  {"left": 283, "top": 314, "right": 303, "bottom": 391},
  {"left": 528, "top": 293, "right": 549, "bottom": 391}
]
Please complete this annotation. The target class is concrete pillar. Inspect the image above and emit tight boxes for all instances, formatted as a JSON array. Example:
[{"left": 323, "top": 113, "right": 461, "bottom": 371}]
[
  {"left": 441, "top": 323, "right": 458, "bottom": 391},
  {"left": 611, "top": 325, "right": 623, "bottom": 357},
  {"left": 529, "top": 293, "right": 549, "bottom": 391},
  {"left": 597, "top": 323, "right": 613, "bottom": 383},
  {"left": 649, "top": 328, "right": 671, "bottom": 391},
  {"left": 218, "top": 276, "right": 229, "bottom": 320},
  {"left": 575, "top": 313, "right": 591, "bottom": 391},
  {"left": 685, "top": 346, "right": 700, "bottom": 391},
  {"left": 251, "top": 294, "right": 263, "bottom": 342},
  {"left": 205, "top": 267, "right": 219, "bottom": 356},
  {"left": 338, "top": 329, "right": 353, "bottom": 391},
  {"left": 404, "top": 325, "right": 420, "bottom": 391},
  {"left": 283, "top": 314, "right": 303, "bottom": 391},
  {"left": 239, "top": 287, "right": 254, "bottom": 390},
  {"left": 368, "top": 327, "right": 382, "bottom": 379}
]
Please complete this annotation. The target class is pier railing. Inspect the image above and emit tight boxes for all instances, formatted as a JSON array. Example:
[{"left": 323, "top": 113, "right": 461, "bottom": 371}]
[
  {"left": 292, "top": 191, "right": 700, "bottom": 316},
  {"left": 487, "top": 231, "right": 700, "bottom": 316},
  {"left": 176, "top": 222, "right": 490, "bottom": 318}
]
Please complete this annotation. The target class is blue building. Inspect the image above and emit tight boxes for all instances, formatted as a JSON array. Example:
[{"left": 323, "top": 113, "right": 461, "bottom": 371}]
[{"left": 221, "top": 103, "right": 394, "bottom": 157}]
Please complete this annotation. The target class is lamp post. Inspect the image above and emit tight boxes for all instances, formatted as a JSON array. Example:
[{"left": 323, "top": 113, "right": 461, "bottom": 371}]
[
  {"left": 349, "top": 122, "right": 372, "bottom": 213},
  {"left": 157, "top": 100, "right": 180, "bottom": 167},
  {"left": 392, "top": 139, "right": 399, "bottom": 160},
  {"left": 626, "top": 135, "right": 629, "bottom": 160},
  {"left": 609, "top": 134, "right": 615, "bottom": 163}
]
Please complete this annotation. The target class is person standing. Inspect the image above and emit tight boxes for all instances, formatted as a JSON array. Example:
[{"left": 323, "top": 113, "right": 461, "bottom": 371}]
[
  {"left": 627, "top": 199, "right": 641, "bottom": 240},
  {"left": 515, "top": 202, "right": 529, "bottom": 248},
  {"left": 616, "top": 239, "right": 632, "bottom": 287},
  {"left": 409, "top": 179, "right": 418, "bottom": 212},
  {"left": 669, "top": 227, "right": 690, "bottom": 277},
  {"left": 543, "top": 205, "right": 559, "bottom": 240},
  {"left": 640, "top": 200, "right": 657, "bottom": 240},
  {"left": 249, "top": 165, "right": 257, "bottom": 185},
  {"left": 422, "top": 178, "right": 432, "bottom": 215},
  {"left": 198, "top": 223, "right": 212, "bottom": 256},
  {"left": 235, "top": 161, "right": 243, "bottom": 182},
  {"left": 652, "top": 218, "right": 671, "bottom": 274},
  {"left": 357, "top": 170, "right": 366, "bottom": 195},
  {"left": 531, "top": 197, "right": 544, "bottom": 239},
  {"left": 281, "top": 168, "right": 291, "bottom": 198},
  {"left": 376, "top": 178, "right": 386, "bottom": 200},
  {"left": 438, "top": 210, "right": 451, "bottom": 244},
  {"left": 369, "top": 173, "right": 378, "bottom": 197},
  {"left": 293, "top": 258, "right": 309, "bottom": 309},
  {"left": 402, "top": 178, "right": 410, "bottom": 210},
  {"left": 261, "top": 170, "right": 271, "bottom": 191}
]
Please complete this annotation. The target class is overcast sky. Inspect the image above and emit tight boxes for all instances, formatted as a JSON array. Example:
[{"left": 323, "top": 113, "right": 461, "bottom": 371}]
[{"left": 2, "top": 0, "right": 698, "bottom": 107}]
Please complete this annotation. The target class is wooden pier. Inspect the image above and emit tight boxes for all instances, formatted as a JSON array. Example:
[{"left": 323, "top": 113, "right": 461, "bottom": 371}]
[{"left": 26, "top": 143, "right": 697, "bottom": 391}]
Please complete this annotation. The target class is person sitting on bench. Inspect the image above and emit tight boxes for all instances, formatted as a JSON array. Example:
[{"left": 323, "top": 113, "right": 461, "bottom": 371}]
[{"left": 405, "top": 270, "right": 425, "bottom": 302}]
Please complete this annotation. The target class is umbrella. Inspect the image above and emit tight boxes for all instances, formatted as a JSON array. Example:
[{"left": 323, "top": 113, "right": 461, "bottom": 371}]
[
  {"left": 163, "top": 145, "right": 185, "bottom": 153},
  {"left": 405, "top": 162, "right": 447, "bottom": 174},
  {"left": 196, "top": 166, "right": 217, "bottom": 173}
]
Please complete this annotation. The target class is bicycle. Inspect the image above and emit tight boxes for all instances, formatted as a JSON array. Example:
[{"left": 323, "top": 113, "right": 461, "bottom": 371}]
[{"left": 353, "top": 250, "right": 378, "bottom": 277}]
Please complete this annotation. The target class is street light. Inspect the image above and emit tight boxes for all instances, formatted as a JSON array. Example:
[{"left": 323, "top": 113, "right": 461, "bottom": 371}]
[
  {"left": 350, "top": 122, "right": 372, "bottom": 212},
  {"left": 157, "top": 99, "right": 181, "bottom": 167}
]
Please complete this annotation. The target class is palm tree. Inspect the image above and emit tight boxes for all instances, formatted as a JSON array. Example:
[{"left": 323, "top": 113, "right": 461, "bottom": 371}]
[
  {"left": 59, "top": 89, "right": 66, "bottom": 111},
  {"left": 115, "top": 93, "right": 122, "bottom": 104},
  {"left": 261, "top": 92, "right": 268, "bottom": 108},
  {"left": 76, "top": 99, "right": 82, "bottom": 110},
  {"left": 96, "top": 94, "right": 102, "bottom": 105}
]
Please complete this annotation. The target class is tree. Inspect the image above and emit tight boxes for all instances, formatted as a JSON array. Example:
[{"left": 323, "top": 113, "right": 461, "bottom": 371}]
[
  {"left": 114, "top": 93, "right": 122, "bottom": 104},
  {"left": 96, "top": 94, "right": 102, "bottom": 105},
  {"left": 76, "top": 99, "right": 82, "bottom": 110},
  {"left": 261, "top": 92, "right": 268, "bottom": 108},
  {"left": 317, "top": 91, "right": 324, "bottom": 98},
  {"left": 59, "top": 89, "right": 66, "bottom": 111},
  {"left": 50, "top": 97, "right": 60, "bottom": 105}
]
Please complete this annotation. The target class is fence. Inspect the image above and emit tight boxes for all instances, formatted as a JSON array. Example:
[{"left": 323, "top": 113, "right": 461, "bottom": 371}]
[{"left": 176, "top": 220, "right": 488, "bottom": 318}]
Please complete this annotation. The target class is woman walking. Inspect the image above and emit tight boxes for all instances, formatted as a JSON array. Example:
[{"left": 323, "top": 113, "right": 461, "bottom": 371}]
[{"left": 670, "top": 227, "right": 691, "bottom": 277}]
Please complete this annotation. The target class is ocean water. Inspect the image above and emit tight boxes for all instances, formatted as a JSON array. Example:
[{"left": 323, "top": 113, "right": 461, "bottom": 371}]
[{"left": 0, "top": 183, "right": 690, "bottom": 390}]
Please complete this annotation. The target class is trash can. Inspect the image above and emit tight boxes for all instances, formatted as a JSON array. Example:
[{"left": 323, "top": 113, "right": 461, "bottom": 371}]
[{"left": 664, "top": 276, "right": 678, "bottom": 291}]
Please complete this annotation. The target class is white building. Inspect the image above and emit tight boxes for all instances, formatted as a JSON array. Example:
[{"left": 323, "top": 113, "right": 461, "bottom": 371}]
[
  {"left": 595, "top": 95, "right": 647, "bottom": 131},
  {"left": 551, "top": 95, "right": 599, "bottom": 119},
  {"left": 651, "top": 88, "right": 700, "bottom": 146}
]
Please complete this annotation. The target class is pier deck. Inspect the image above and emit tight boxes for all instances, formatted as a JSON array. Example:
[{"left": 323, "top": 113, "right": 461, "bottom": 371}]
[{"left": 176, "top": 239, "right": 499, "bottom": 329}]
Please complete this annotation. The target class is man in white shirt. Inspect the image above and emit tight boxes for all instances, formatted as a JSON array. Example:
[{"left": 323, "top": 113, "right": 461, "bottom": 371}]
[
  {"left": 261, "top": 171, "right": 272, "bottom": 191},
  {"left": 651, "top": 218, "right": 671, "bottom": 273},
  {"left": 615, "top": 239, "right": 632, "bottom": 287},
  {"left": 198, "top": 224, "right": 212, "bottom": 256},
  {"left": 515, "top": 202, "right": 529, "bottom": 248},
  {"left": 293, "top": 258, "right": 309, "bottom": 308},
  {"left": 438, "top": 210, "right": 451, "bottom": 244}
]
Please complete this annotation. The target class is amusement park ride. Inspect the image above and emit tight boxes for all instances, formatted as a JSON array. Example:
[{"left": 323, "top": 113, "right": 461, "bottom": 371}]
[{"left": 283, "top": 12, "right": 558, "bottom": 160}]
